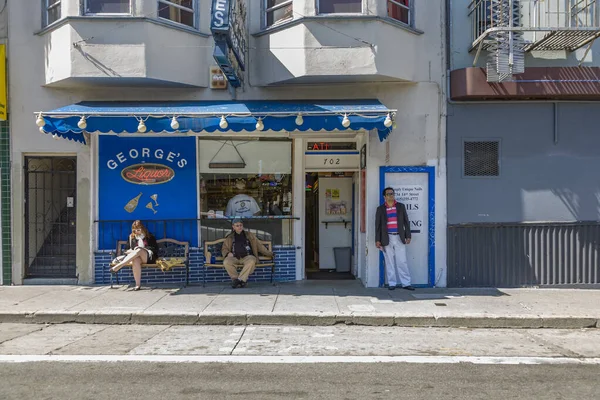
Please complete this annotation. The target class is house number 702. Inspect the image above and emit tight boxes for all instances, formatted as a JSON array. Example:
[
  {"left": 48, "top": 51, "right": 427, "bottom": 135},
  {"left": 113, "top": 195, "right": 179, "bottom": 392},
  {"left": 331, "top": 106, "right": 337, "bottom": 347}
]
[{"left": 323, "top": 158, "right": 341, "bottom": 165}]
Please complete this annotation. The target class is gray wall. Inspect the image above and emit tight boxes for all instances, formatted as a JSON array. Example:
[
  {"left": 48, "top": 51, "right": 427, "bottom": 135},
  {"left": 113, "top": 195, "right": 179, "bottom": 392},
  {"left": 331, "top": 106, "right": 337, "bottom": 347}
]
[{"left": 447, "top": 103, "right": 600, "bottom": 224}]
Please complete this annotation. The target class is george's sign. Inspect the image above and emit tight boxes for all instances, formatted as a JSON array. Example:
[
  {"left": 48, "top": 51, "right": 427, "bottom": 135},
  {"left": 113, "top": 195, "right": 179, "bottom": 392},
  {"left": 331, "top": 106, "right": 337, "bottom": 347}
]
[{"left": 121, "top": 163, "right": 175, "bottom": 185}]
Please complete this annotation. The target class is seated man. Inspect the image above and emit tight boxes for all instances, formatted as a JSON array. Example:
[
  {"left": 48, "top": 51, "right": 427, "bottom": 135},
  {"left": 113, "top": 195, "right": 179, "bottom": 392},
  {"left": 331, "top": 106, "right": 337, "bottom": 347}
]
[{"left": 221, "top": 217, "right": 274, "bottom": 288}]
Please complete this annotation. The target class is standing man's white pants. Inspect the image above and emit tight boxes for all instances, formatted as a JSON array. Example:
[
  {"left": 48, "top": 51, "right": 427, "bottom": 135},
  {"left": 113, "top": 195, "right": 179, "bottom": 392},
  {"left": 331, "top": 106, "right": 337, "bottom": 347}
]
[{"left": 382, "top": 234, "right": 411, "bottom": 287}]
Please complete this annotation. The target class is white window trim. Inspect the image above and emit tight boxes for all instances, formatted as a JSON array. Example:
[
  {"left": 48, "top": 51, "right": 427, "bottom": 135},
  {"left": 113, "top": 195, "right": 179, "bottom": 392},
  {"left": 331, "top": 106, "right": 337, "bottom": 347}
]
[
  {"left": 157, "top": 0, "right": 197, "bottom": 29},
  {"left": 387, "top": 0, "right": 411, "bottom": 26},
  {"left": 44, "top": 0, "right": 61, "bottom": 26},
  {"left": 83, "top": 0, "right": 132, "bottom": 16},
  {"left": 316, "top": 0, "right": 363, "bottom": 15},
  {"left": 264, "top": 0, "right": 293, "bottom": 28}
]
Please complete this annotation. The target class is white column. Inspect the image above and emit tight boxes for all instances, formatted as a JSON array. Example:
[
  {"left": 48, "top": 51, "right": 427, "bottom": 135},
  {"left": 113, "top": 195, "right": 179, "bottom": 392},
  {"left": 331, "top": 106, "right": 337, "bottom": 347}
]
[{"left": 293, "top": 137, "right": 305, "bottom": 280}]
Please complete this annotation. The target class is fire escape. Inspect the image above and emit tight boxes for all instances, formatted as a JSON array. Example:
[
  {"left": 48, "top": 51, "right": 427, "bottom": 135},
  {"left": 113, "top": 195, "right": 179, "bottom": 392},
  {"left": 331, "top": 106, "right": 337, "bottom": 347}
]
[{"left": 469, "top": 0, "right": 600, "bottom": 82}]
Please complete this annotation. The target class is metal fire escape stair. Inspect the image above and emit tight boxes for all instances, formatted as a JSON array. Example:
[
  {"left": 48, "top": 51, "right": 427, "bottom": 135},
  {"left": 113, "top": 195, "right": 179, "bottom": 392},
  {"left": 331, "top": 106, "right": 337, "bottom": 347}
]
[{"left": 468, "top": 0, "right": 600, "bottom": 82}]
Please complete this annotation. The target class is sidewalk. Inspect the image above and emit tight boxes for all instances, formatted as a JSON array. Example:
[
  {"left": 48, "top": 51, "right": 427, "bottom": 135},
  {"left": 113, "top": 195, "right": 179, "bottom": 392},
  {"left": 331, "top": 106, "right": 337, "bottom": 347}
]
[{"left": 0, "top": 281, "right": 599, "bottom": 328}]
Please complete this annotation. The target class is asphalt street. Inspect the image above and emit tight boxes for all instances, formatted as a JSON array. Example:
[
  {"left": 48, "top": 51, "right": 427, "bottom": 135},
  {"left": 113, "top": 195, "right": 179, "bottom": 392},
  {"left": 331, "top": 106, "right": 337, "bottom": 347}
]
[{"left": 0, "top": 324, "right": 598, "bottom": 399}]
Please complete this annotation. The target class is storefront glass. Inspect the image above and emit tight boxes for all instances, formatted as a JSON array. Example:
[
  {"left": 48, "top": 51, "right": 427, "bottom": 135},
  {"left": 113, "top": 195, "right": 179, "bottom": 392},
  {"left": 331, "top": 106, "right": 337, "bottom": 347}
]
[{"left": 198, "top": 138, "right": 293, "bottom": 245}]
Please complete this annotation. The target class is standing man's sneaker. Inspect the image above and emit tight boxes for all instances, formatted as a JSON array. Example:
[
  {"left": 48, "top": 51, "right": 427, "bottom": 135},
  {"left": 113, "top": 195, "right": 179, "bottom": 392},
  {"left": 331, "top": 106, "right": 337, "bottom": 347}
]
[
  {"left": 388, "top": 285, "right": 395, "bottom": 290},
  {"left": 231, "top": 279, "right": 241, "bottom": 288},
  {"left": 402, "top": 285, "right": 415, "bottom": 291}
]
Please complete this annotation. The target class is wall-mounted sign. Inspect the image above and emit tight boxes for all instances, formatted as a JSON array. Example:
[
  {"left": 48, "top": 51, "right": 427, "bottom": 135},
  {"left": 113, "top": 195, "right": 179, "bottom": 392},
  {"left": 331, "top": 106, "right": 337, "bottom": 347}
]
[
  {"left": 0, "top": 45, "right": 7, "bottom": 121},
  {"left": 98, "top": 136, "right": 198, "bottom": 249},
  {"left": 210, "top": 66, "right": 228, "bottom": 90},
  {"left": 210, "top": 0, "right": 247, "bottom": 88},
  {"left": 121, "top": 163, "right": 175, "bottom": 185},
  {"left": 304, "top": 151, "right": 360, "bottom": 171},
  {"left": 307, "top": 142, "right": 357, "bottom": 151}
]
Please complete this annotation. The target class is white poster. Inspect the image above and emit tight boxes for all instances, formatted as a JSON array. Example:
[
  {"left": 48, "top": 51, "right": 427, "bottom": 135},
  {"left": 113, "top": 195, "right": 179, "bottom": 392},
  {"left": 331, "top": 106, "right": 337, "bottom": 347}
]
[{"left": 385, "top": 173, "right": 429, "bottom": 285}]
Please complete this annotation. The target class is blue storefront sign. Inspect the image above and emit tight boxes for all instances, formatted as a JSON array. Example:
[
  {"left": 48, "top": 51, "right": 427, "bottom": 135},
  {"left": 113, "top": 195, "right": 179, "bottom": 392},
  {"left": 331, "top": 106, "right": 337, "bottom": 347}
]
[
  {"left": 98, "top": 136, "right": 198, "bottom": 249},
  {"left": 210, "top": 0, "right": 246, "bottom": 88}
]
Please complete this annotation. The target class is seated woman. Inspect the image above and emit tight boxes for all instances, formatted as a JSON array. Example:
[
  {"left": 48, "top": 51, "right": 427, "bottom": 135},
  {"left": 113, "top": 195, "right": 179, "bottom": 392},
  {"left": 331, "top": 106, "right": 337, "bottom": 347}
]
[{"left": 110, "top": 220, "right": 158, "bottom": 291}]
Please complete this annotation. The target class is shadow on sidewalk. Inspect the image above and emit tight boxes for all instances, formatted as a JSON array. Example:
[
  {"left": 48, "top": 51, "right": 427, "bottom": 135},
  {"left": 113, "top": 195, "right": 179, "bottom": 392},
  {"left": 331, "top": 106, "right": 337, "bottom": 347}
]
[{"left": 137, "top": 280, "right": 509, "bottom": 303}]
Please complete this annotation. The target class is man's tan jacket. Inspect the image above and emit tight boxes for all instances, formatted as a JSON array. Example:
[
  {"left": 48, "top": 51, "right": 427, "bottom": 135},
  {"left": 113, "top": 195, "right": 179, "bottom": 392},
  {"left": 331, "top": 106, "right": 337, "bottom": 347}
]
[{"left": 221, "top": 230, "right": 274, "bottom": 259}]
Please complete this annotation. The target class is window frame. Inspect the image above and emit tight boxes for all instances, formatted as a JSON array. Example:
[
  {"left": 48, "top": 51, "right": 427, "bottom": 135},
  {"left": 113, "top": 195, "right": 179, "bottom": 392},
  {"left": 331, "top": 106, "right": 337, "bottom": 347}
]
[
  {"left": 264, "top": 0, "right": 293, "bottom": 29},
  {"left": 43, "top": 0, "right": 62, "bottom": 27},
  {"left": 83, "top": 0, "right": 132, "bottom": 15},
  {"left": 387, "top": 0, "right": 412, "bottom": 26},
  {"left": 157, "top": 0, "right": 197, "bottom": 29},
  {"left": 462, "top": 138, "right": 502, "bottom": 179},
  {"left": 316, "top": 0, "right": 363, "bottom": 15}
]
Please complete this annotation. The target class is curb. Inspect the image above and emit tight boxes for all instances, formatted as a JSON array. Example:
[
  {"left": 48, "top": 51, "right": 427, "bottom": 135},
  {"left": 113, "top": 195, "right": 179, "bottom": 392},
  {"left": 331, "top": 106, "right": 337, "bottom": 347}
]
[{"left": 0, "top": 312, "right": 599, "bottom": 329}]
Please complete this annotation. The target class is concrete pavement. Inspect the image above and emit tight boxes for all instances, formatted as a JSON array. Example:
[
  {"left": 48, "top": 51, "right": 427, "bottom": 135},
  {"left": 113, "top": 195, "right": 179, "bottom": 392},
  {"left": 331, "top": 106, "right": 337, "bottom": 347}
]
[{"left": 0, "top": 281, "right": 599, "bottom": 328}]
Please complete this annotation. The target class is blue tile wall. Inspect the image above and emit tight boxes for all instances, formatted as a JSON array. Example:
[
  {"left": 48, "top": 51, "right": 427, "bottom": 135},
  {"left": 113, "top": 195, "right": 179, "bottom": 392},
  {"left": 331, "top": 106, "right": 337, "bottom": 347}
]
[{"left": 94, "top": 246, "right": 297, "bottom": 285}]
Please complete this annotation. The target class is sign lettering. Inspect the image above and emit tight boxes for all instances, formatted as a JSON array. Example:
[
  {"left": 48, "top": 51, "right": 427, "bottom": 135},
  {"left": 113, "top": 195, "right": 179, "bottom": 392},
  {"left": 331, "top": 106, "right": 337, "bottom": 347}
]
[{"left": 121, "top": 163, "right": 175, "bottom": 185}]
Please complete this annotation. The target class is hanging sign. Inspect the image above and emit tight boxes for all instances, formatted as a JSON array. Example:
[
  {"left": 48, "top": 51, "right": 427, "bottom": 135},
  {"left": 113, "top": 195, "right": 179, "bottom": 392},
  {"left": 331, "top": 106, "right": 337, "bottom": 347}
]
[
  {"left": 210, "top": 0, "right": 246, "bottom": 88},
  {"left": 304, "top": 151, "right": 360, "bottom": 171}
]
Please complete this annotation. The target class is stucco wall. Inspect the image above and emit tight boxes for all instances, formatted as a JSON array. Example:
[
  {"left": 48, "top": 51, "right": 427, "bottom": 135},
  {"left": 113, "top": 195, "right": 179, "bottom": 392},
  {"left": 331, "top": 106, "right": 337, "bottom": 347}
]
[{"left": 447, "top": 102, "right": 600, "bottom": 224}]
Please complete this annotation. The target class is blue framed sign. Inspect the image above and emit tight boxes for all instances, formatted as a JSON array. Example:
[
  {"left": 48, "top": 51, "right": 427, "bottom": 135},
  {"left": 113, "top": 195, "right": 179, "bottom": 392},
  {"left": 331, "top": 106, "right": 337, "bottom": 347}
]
[
  {"left": 210, "top": 0, "right": 247, "bottom": 88},
  {"left": 379, "top": 166, "right": 435, "bottom": 288},
  {"left": 98, "top": 136, "right": 198, "bottom": 249}
]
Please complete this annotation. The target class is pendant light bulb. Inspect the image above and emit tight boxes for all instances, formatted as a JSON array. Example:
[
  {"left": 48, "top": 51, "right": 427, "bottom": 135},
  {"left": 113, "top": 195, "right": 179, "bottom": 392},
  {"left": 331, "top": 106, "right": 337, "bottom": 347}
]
[
  {"left": 36, "top": 113, "right": 45, "bottom": 127},
  {"left": 384, "top": 114, "right": 393, "bottom": 128},
  {"left": 295, "top": 114, "right": 304, "bottom": 126},
  {"left": 341, "top": 114, "right": 351, "bottom": 128},
  {"left": 392, "top": 120, "right": 397, "bottom": 129},
  {"left": 170, "top": 116, "right": 179, "bottom": 130},
  {"left": 137, "top": 120, "right": 147, "bottom": 133},
  {"left": 255, "top": 118, "right": 264, "bottom": 131},
  {"left": 219, "top": 115, "right": 228, "bottom": 129},
  {"left": 77, "top": 116, "right": 87, "bottom": 130}
]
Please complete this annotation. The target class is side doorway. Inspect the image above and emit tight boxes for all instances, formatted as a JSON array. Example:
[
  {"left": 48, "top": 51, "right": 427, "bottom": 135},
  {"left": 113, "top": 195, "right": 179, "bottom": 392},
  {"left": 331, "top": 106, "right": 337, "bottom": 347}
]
[{"left": 24, "top": 156, "right": 77, "bottom": 278}]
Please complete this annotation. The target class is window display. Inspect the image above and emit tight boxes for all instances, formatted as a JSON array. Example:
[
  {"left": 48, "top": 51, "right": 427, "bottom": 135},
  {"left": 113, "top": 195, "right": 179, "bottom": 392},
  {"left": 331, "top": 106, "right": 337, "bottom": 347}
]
[{"left": 198, "top": 138, "right": 293, "bottom": 244}]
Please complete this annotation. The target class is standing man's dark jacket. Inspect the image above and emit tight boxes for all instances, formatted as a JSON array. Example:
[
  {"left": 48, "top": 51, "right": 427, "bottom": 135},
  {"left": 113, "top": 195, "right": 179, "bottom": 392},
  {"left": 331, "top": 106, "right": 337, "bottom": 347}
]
[{"left": 375, "top": 202, "right": 412, "bottom": 246}]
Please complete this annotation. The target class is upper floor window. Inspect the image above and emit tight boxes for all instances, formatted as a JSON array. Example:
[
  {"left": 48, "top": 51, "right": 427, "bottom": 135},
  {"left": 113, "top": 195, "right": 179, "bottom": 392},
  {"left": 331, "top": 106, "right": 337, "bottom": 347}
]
[
  {"left": 265, "top": 0, "right": 293, "bottom": 28},
  {"left": 158, "top": 0, "right": 195, "bottom": 28},
  {"left": 43, "top": 0, "right": 61, "bottom": 26},
  {"left": 84, "top": 0, "right": 131, "bottom": 14},
  {"left": 387, "top": 0, "right": 410, "bottom": 25},
  {"left": 318, "top": 0, "right": 362, "bottom": 14}
]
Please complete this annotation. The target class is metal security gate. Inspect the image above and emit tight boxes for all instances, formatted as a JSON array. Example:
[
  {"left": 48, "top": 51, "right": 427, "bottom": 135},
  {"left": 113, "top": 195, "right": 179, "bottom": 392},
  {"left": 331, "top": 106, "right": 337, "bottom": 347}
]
[
  {"left": 24, "top": 157, "right": 76, "bottom": 278},
  {"left": 448, "top": 222, "right": 600, "bottom": 287}
]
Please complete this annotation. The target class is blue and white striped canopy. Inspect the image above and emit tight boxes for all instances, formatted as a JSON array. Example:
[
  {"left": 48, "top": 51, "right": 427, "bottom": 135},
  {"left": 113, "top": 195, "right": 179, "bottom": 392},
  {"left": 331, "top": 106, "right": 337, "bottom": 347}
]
[{"left": 36, "top": 100, "right": 396, "bottom": 144}]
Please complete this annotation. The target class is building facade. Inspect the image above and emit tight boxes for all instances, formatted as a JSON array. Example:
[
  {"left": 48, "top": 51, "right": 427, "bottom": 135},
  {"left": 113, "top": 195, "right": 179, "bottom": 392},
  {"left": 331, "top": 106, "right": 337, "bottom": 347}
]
[
  {"left": 448, "top": 0, "right": 600, "bottom": 286},
  {"left": 7, "top": 0, "right": 447, "bottom": 287}
]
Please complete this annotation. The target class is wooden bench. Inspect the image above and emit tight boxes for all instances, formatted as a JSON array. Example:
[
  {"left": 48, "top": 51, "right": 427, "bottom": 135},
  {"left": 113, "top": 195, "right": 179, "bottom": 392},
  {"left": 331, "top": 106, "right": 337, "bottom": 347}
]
[
  {"left": 203, "top": 238, "right": 275, "bottom": 286},
  {"left": 109, "top": 238, "right": 190, "bottom": 287}
]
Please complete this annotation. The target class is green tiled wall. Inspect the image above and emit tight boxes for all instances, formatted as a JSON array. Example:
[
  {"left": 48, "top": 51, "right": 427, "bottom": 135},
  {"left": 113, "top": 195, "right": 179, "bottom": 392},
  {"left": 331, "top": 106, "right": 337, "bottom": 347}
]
[{"left": 0, "top": 120, "right": 10, "bottom": 284}]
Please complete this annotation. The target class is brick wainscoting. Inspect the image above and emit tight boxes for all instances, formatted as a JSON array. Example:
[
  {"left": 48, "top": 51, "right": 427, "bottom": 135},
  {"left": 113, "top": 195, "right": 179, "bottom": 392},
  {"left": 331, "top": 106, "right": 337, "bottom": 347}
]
[{"left": 94, "top": 246, "right": 297, "bottom": 285}]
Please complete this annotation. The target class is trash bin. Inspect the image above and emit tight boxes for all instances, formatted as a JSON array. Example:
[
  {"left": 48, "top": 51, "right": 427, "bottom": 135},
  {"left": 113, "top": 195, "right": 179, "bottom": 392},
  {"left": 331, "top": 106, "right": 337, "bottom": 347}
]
[{"left": 333, "top": 247, "right": 352, "bottom": 272}]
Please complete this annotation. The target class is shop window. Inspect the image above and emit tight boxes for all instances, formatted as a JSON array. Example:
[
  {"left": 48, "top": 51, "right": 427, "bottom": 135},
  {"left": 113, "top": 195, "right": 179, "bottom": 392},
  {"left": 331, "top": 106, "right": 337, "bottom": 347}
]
[
  {"left": 158, "top": 0, "right": 195, "bottom": 28},
  {"left": 43, "top": 0, "right": 61, "bottom": 26},
  {"left": 265, "top": 0, "right": 293, "bottom": 28},
  {"left": 318, "top": 0, "right": 362, "bottom": 14},
  {"left": 84, "top": 0, "right": 130, "bottom": 14},
  {"left": 387, "top": 0, "right": 410, "bottom": 25},
  {"left": 463, "top": 140, "right": 500, "bottom": 177},
  {"left": 199, "top": 139, "right": 293, "bottom": 244}
]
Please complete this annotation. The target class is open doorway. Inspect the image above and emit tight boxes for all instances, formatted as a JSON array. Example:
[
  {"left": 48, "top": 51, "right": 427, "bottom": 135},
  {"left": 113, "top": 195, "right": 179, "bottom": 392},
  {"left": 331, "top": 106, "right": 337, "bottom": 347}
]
[{"left": 305, "top": 172, "right": 355, "bottom": 280}]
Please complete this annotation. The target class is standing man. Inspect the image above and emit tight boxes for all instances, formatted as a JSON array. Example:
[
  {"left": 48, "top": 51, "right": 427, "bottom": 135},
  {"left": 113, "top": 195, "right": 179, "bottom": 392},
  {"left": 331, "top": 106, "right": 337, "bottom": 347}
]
[
  {"left": 375, "top": 187, "right": 414, "bottom": 290},
  {"left": 222, "top": 217, "right": 274, "bottom": 288}
]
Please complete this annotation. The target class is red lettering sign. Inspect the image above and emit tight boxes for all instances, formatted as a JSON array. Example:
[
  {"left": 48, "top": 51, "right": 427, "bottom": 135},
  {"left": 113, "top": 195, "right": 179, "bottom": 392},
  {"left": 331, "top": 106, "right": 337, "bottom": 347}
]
[{"left": 121, "top": 163, "right": 175, "bottom": 185}]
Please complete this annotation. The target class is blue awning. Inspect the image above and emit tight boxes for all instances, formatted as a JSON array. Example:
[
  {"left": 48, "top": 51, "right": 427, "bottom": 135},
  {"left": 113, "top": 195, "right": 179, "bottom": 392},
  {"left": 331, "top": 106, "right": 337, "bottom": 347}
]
[{"left": 35, "top": 100, "right": 396, "bottom": 144}]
